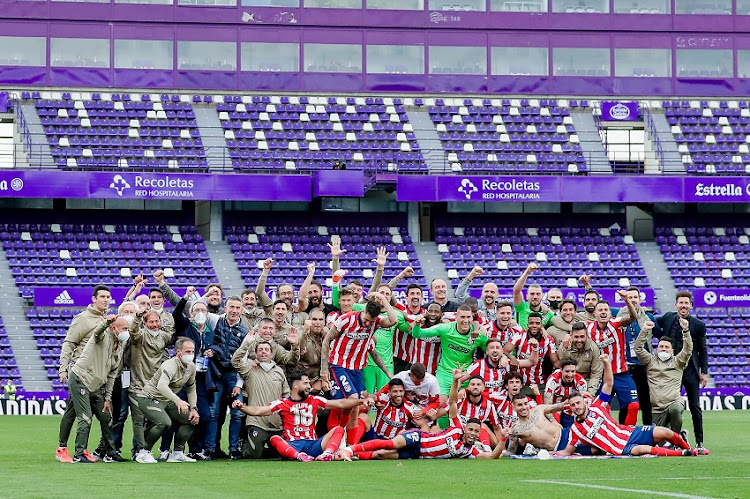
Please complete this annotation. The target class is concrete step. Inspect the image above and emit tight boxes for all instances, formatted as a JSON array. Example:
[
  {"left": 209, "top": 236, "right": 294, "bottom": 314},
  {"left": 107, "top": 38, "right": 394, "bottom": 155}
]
[{"left": 204, "top": 240, "right": 246, "bottom": 294}]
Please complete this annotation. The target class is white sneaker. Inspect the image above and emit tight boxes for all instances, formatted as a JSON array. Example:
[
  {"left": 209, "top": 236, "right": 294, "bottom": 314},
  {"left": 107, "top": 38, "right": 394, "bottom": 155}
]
[
  {"left": 157, "top": 450, "right": 170, "bottom": 462},
  {"left": 523, "top": 444, "right": 539, "bottom": 456},
  {"left": 135, "top": 450, "right": 158, "bottom": 464},
  {"left": 167, "top": 451, "right": 196, "bottom": 463}
]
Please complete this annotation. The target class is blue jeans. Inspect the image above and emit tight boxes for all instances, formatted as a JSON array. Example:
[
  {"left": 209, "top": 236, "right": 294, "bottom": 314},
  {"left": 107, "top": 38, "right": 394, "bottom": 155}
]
[
  {"left": 187, "top": 377, "right": 215, "bottom": 454},
  {"left": 208, "top": 371, "right": 242, "bottom": 452}
]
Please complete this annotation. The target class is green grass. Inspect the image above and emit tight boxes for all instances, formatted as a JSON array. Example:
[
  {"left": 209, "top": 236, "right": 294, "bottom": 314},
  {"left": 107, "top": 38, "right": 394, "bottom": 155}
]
[{"left": 0, "top": 412, "right": 748, "bottom": 498}]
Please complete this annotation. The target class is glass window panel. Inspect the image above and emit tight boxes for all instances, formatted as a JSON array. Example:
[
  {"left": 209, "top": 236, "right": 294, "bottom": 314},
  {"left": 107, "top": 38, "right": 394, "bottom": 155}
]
[
  {"left": 613, "top": 0, "right": 669, "bottom": 13},
  {"left": 178, "top": 41, "right": 236, "bottom": 70},
  {"left": 552, "top": 0, "right": 608, "bottom": 12},
  {"left": 115, "top": 40, "right": 173, "bottom": 70},
  {"left": 304, "top": 43, "right": 362, "bottom": 73},
  {"left": 491, "top": 46, "right": 548, "bottom": 75},
  {"left": 366, "top": 45, "right": 424, "bottom": 74},
  {"left": 179, "top": 0, "right": 236, "bottom": 5},
  {"left": 675, "top": 0, "right": 731, "bottom": 14},
  {"left": 553, "top": 47, "right": 610, "bottom": 76},
  {"left": 615, "top": 48, "right": 671, "bottom": 77},
  {"left": 428, "top": 0, "right": 485, "bottom": 11},
  {"left": 429, "top": 46, "right": 486, "bottom": 74},
  {"left": 676, "top": 49, "right": 732, "bottom": 77},
  {"left": 366, "top": 0, "right": 423, "bottom": 9},
  {"left": 0, "top": 36, "right": 46, "bottom": 67},
  {"left": 304, "top": 0, "right": 361, "bottom": 8},
  {"left": 738, "top": 50, "right": 750, "bottom": 78},
  {"left": 50, "top": 38, "right": 110, "bottom": 68},
  {"left": 242, "top": 42, "right": 299, "bottom": 71},
  {"left": 242, "top": 0, "right": 298, "bottom": 5},
  {"left": 116, "top": 0, "right": 173, "bottom": 4},
  {"left": 51, "top": 0, "right": 106, "bottom": 2},
  {"left": 739, "top": 0, "right": 750, "bottom": 14},
  {"left": 490, "top": 0, "right": 547, "bottom": 12}
]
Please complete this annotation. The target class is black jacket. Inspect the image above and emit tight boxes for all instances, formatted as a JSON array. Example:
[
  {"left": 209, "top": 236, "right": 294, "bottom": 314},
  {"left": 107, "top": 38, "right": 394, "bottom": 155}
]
[{"left": 655, "top": 312, "right": 708, "bottom": 376}]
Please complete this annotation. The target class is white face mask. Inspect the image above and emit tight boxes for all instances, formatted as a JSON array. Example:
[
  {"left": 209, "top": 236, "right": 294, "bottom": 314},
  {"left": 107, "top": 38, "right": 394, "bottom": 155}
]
[
  {"left": 117, "top": 330, "right": 130, "bottom": 343},
  {"left": 259, "top": 362, "right": 274, "bottom": 372},
  {"left": 149, "top": 329, "right": 160, "bottom": 337},
  {"left": 193, "top": 312, "right": 207, "bottom": 325},
  {"left": 657, "top": 351, "right": 672, "bottom": 362},
  {"left": 182, "top": 354, "right": 195, "bottom": 365},
  {"left": 123, "top": 315, "right": 135, "bottom": 327}
]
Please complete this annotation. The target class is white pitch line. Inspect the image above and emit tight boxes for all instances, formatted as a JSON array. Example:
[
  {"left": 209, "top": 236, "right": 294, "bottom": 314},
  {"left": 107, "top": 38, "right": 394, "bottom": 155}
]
[
  {"left": 522, "top": 479, "right": 718, "bottom": 499},
  {"left": 584, "top": 476, "right": 749, "bottom": 482}
]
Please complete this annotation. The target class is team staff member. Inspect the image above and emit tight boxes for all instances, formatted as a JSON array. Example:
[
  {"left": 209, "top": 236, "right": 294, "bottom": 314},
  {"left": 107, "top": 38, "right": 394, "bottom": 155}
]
[
  {"left": 135, "top": 337, "right": 199, "bottom": 464},
  {"left": 455, "top": 266, "right": 500, "bottom": 322},
  {"left": 56, "top": 285, "right": 112, "bottom": 463},
  {"left": 655, "top": 291, "right": 708, "bottom": 451},
  {"left": 557, "top": 322, "right": 603, "bottom": 396},
  {"left": 68, "top": 315, "right": 128, "bottom": 463},
  {"left": 232, "top": 337, "right": 292, "bottom": 459}
]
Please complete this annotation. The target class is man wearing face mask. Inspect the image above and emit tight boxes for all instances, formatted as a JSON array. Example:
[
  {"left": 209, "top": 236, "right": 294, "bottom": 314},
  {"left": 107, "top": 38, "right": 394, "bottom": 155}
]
[
  {"left": 655, "top": 291, "right": 708, "bottom": 451},
  {"left": 67, "top": 314, "right": 128, "bottom": 463},
  {"left": 172, "top": 287, "right": 215, "bottom": 461},
  {"left": 127, "top": 310, "right": 172, "bottom": 463},
  {"left": 107, "top": 300, "right": 138, "bottom": 459},
  {"left": 636, "top": 320, "right": 693, "bottom": 440},
  {"left": 56, "top": 285, "right": 112, "bottom": 463},
  {"left": 135, "top": 337, "right": 200, "bottom": 463},
  {"left": 232, "top": 337, "right": 291, "bottom": 459},
  {"left": 546, "top": 288, "right": 564, "bottom": 316},
  {"left": 240, "top": 289, "right": 263, "bottom": 330}
]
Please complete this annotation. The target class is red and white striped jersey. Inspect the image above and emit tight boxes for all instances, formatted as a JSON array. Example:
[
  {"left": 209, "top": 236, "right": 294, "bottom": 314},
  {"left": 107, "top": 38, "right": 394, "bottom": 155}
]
[
  {"left": 329, "top": 311, "right": 379, "bottom": 370},
  {"left": 451, "top": 395, "right": 500, "bottom": 427},
  {"left": 410, "top": 333, "right": 441, "bottom": 375},
  {"left": 569, "top": 398, "right": 633, "bottom": 455},
  {"left": 465, "top": 358, "right": 508, "bottom": 400},
  {"left": 586, "top": 318, "right": 627, "bottom": 374},
  {"left": 544, "top": 370, "right": 588, "bottom": 416},
  {"left": 489, "top": 322, "right": 523, "bottom": 346},
  {"left": 508, "top": 331, "right": 557, "bottom": 385},
  {"left": 269, "top": 395, "right": 327, "bottom": 441},
  {"left": 372, "top": 392, "right": 420, "bottom": 439},
  {"left": 395, "top": 304, "right": 425, "bottom": 362},
  {"left": 495, "top": 396, "right": 537, "bottom": 429},
  {"left": 419, "top": 418, "right": 481, "bottom": 459},
  {"left": 326, "top": 309, "right": 344, "bottom": 326}
]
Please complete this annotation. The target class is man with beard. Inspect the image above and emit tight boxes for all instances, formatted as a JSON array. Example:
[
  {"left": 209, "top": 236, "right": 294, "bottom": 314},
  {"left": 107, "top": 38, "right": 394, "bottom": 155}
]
[
  {"left": 232, "top": 335, "right": 292, "bottom": 459},
  {"left": 615, "top": 286, "right": 661, "bottom": 426},
  {"left": 240, "top": 289, "right": 263, "bottom": 330},
  {"left": 392, "top": 362, "right": 441, "bottom": 427},
  {"left": 233, "top": 372, "right": 362, "bottom": 461},
  {"left": 587, "top": 293, "right": 639, "bottom": 426},
  {"left": 256, "top": 258, "right": 311, "bottom": 327},
  {"left": 459, "top": 338, "right": 533, "bottom": 403},
  {"left": 546, "top": 299, "right": 578, "bottom": 348},
  {"left": 295, "top": 310, "right": 327, "bottom": 392},
  {"left": 394, "top": 283, "right": 425, "bottom": 374},
  {"left": 354, "top": 378, "right": 429, "bottom": 443},
  {"left": 408, "top": 301, "right": 443, "bottom": 376},
  {"left": 544, "top": 360, "right": 588, "bottom": 428},
  {"left": 305, "top": 280, "right": 338, "bottom": 317},
  {"left": 504, "top": 313, "right": 560, "bottom": 390},
  {"left": 455, "top": 266, "right": 500, "bottom": 322},
  {"left": 557, "top": 322, "right": 602, "bottom": 396},
  {"left": 655, "top": 291, "right": 708, "bottom": 451},
  {"left": 268, "top": 300, "right": 293, "bottom": 346},
  {"left": 513, "top": 263, "right": 553, "bottom": 329},
  {"left": 344, "top": 368, "right": 505, "bottom": 460},
  {"left": 410, "top": 305, "right": 488, "bottom": 401},
  {"left": 436, "top": 373, "right": 504, "bottom": 448},
  {"left": 578, "top": 284, "right": 600, "bottom": 322},
  {"left": 430, "top": 278, "right": 461, "bottom": 313},
  {"left": 489, "top": 302, "right": 523, "bottom": 346},
  {"left": 234, "top": 318, "right": 301, "bottom": 372},
  {"left": 495, "top": 371, "right": 534, "bottom": 431}
]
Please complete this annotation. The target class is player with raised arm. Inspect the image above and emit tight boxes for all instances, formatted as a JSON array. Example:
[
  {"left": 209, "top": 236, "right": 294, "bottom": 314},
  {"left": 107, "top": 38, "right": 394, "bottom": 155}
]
[
  {"left": 342, "top": 367, "right": 505, "bottom": 460},
  {"left": 232, "top": 372, "right": 363, "bottom": 462},
  {"left": 556, "top": 355, "right": 707, "bottom": 457}
]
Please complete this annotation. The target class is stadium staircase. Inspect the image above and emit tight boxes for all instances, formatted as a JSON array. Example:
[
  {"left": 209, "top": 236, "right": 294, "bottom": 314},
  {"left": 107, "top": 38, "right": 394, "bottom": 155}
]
[
  {"left": 405, "top": 111, "right": 447, "bottom": 173},
  {"left": 204, "top": 240, "right": 246, "bottom": 295},
  {"left": 635, "top": 240, "right": 678, "bottom": 312},
  {"left": 413, "top": 241, "right": 451, "bottom": 295},
  {"left": 193, "top": 106, "right": 228, "bottom": 171},
  {"left": 650, "top": 112, "right": 685, "bottom": 173},
  {"left": 19, "top": 102, "right": 53, "bottom": 169},
  {"left": 570, "top": 111, "right": 611, "bottom": 173},
  {"left": 0, "top": 251, "right": 50, "bottom": 391}
]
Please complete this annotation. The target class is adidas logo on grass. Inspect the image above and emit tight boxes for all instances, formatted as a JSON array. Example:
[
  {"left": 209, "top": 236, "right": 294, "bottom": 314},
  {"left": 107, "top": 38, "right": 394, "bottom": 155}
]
[{"left": 54, "top": 290, "right": 74, "bottom": 305}]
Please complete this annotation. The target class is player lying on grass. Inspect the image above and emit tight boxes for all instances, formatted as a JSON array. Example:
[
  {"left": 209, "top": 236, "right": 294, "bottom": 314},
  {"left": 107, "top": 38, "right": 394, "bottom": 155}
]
[
  {"left": 232, "top": 372, "right": 363, "bottom": 462},
  {"left": 341, "top": 366, "right": 506, "bottom": 460},
  {"left": 555, "top": 355, "right": 709, "bottom": 457}
]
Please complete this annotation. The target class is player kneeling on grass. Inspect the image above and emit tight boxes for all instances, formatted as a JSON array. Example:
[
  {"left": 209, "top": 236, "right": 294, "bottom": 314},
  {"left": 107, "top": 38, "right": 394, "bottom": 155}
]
[
  {"left": 134, "top": 337, "right": 200, "bottom": 464},
  {"left": 556, "top": 355, "right": 709, "bottom": 458},
  {"left": 353, "top": 378, "right": 430, "bottom": 443},
  {"left": 343, "top": 367, "right": 505, "bottom": 460},
  {"left": 233, "top": 372, "right": 363, "bottom": 462}
]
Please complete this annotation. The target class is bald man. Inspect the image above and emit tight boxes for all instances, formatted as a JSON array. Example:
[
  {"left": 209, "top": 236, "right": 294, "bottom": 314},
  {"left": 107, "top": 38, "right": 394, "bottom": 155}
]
[{"left": 455, "top": 266, "right": 500, "bottom": 322}]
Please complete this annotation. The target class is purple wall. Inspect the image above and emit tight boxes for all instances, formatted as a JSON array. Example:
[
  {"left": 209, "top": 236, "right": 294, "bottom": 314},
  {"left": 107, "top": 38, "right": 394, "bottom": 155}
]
[{"left": 2, "top": 3, "right": 750, "bottom": 95}]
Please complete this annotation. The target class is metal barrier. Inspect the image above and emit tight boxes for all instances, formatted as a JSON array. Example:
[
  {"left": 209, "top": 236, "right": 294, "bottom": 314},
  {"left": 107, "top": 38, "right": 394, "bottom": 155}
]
[{"left": 641, "top": 104, "right": 665, "bottom": 171}]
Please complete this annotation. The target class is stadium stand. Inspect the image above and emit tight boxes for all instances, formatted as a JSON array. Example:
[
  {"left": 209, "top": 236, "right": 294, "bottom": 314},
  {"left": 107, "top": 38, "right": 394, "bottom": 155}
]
[{"left": 0, "top": 314, "right": 21, "bottom": 390}]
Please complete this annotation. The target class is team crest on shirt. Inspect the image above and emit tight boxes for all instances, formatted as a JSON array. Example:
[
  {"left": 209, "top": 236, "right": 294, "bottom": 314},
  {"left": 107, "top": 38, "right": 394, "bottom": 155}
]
[
  {"left": 80, "top": 387, "right": 86, "bottom": 395},
  {"left": 273, "top": 372, "right": 284, "bottom": 381}
]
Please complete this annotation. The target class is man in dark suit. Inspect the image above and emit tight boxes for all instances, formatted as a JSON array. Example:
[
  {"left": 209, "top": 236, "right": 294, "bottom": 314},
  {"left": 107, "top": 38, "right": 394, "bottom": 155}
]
[{"left": 655, "top": 290, "right": 708, "bottom": 450}]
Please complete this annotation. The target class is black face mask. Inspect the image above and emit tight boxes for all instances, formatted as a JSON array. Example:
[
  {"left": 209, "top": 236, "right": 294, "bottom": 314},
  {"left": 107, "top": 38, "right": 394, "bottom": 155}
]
[{"left": 548, "top": 300, "right": 562, "bottom": 310}]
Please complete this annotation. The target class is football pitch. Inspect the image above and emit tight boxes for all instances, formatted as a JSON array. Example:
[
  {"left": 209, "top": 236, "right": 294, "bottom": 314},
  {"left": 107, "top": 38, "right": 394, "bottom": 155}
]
[{"left": 0, "top": 412, "right": 748, "bottom": 499}]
